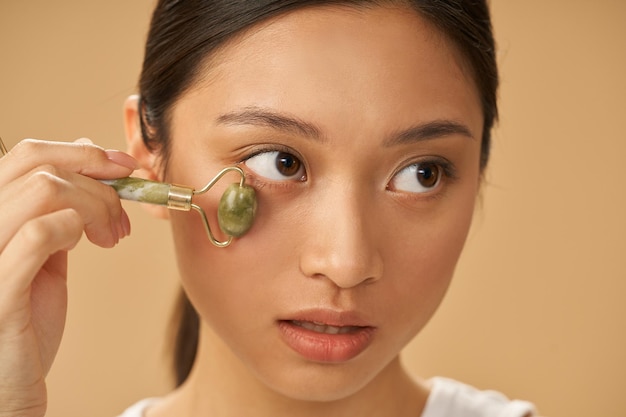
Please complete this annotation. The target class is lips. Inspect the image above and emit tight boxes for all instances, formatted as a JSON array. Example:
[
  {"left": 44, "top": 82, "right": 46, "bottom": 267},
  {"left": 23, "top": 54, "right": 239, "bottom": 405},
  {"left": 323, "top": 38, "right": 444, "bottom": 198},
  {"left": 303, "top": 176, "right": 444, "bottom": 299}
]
[
  {"left": 277, "top": 310, "right": 376, "bottom": 363},
  {"left": 290, "top": 320, "right": 363, "bottom": 335}
]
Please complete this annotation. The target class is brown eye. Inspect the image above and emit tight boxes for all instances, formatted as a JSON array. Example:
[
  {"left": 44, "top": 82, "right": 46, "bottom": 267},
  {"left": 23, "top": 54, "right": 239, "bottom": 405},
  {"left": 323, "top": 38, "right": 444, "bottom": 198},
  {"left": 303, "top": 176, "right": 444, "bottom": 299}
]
[
  {"left": 245, "top": 150, "right": 305, "bottom": 181},
  {"left": 390, "top": 161, "right": 444, "bottom": 193},
  {"left": 416, "top": 162, "right": 440, "bottom": 188},
  {"left": 275, "top": 152, "right": 301, "bottom": 176}
]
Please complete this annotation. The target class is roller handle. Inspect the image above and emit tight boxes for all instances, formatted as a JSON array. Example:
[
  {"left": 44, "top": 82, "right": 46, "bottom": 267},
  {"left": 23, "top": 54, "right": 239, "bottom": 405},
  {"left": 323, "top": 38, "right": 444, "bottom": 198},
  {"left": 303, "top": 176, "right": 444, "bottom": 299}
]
[{"left": 101, "top": 177, "right": 193, "bottom": 211}]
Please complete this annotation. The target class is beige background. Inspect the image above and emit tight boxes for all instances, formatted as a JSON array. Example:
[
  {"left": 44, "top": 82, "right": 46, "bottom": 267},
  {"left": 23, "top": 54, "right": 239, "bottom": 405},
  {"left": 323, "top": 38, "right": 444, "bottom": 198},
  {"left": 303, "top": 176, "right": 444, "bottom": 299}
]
[{"left": 1, "top": 1, "right": 624, "bottom": 416}]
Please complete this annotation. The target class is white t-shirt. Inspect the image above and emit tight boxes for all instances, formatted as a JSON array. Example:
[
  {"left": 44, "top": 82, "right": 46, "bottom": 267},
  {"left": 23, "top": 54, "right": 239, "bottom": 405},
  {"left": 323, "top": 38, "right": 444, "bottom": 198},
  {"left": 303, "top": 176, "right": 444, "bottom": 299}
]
[
  {"left": 117, "top": 377, "right": 536, "bottom": 417},
  {"left": 421, "top": 377, "right": 536, "bottom": 417}
]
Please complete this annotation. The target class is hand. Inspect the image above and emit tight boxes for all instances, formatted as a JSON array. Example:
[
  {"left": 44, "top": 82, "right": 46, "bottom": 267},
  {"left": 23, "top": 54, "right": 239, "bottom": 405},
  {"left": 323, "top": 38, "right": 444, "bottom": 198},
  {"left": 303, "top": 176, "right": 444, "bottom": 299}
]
[{"left": 0, "top": 139, "right": 138, "bottom": 417}]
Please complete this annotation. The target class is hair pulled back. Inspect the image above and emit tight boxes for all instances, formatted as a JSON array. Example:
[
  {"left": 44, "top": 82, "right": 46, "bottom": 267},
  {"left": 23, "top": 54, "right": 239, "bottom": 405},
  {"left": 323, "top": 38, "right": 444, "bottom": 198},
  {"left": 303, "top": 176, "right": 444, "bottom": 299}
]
[{"left": 138, "top": 0, "right": 499, "bottom": 387}]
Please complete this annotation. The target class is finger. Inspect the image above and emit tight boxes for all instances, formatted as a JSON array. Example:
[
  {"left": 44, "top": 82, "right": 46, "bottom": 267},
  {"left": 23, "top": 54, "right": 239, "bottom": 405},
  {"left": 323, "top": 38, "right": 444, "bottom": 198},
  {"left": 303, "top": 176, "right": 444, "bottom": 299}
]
[
  {"left": 0, "top": 166, "right": 126, "bottom": 250},
  {"left": 0, "top": 167, "right": 125, "bottom": 248},
  {"left": 0, "top": 138, "right": 138, "bottom": 185},
  {"left": 0, "top": 208, "right": 83, "bottom": 313}
]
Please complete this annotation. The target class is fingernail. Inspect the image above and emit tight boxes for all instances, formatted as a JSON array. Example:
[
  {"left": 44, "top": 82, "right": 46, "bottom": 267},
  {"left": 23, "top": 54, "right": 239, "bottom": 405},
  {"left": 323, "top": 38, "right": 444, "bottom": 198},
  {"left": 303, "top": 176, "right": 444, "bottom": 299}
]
[
  {"left": 121, "top": 209, "right": 131, "bottom": 237},
  {"left": 110, "top": 221, "right": 120, "bottom": 246},
  {"left": 105, "top": 150, "right": 139, "bottom": 170}
]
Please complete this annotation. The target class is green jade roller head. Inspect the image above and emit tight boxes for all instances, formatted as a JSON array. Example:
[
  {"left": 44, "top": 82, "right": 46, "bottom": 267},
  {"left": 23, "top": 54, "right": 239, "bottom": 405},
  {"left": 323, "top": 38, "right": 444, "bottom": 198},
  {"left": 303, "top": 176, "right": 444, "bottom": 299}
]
[{"left": 101, "top": 166, "right": 257, "bottom": 247}]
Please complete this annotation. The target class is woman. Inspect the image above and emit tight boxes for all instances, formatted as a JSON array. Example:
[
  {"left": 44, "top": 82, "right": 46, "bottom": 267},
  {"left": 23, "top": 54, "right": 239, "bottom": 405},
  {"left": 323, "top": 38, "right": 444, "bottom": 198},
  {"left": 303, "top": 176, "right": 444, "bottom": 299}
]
[{"left": 0, "top": 1, "right": 538, "bottom": 416}]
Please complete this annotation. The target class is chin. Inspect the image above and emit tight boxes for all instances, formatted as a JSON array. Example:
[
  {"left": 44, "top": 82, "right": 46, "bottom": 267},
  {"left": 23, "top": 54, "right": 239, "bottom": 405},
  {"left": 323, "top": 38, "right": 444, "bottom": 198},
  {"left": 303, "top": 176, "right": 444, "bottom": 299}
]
[
  {"left": 263, "top": 372, "right": 373, "bottom": 403},
  {"left": 249, "top": 352, "right": 398, "bottom": 403}
]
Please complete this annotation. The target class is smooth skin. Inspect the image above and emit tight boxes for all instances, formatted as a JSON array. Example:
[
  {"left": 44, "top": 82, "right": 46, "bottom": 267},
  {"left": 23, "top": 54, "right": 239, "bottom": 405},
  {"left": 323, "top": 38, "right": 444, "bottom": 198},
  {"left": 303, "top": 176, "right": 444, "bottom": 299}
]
[
  {"left": 127, "top": 5, "right": 483, "bottom": 417},
  {"left": 0, "top": 4, "right": 486, "bottom": 417}
]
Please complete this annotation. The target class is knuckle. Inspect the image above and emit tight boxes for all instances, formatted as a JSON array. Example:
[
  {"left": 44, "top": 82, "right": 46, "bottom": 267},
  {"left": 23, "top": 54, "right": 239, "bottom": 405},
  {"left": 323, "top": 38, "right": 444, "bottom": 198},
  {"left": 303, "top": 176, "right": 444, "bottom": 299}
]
[
  {"left": 75, "top": 140, "right": 96, "bottom": 157},
  {"left": 11, "top": 138, "right": 105, "bottom": 163},
  {"left": 9, "top": 138, "right": 41, "bottom": 159},
  {"left": 56, "top": 208, "right": 84, "bottom": 239},
  {"left": 18, "top": 218, "right": 54, "bottom": 248},
  {"left": 75, "top": 140, "right": 105, "bottom": 160},
  {"left": 73, "top": 143, "right": 109, "bottom": 174},
  {"left": 16, "top": 209, "right": 84, "bottom": 251},
  {"left": 26, "top": 167, "right": 65, "bottom": 197},
  {"left": 33, "top": 164, "right": 60, "bottom": 176}
]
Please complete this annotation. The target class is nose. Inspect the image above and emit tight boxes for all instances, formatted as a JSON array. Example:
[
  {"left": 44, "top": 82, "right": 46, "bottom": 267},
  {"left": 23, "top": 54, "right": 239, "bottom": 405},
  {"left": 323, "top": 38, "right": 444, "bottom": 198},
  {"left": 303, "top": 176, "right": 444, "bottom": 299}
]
[{"left": 298, "top": 181, "right": 383, "bottom": 289}]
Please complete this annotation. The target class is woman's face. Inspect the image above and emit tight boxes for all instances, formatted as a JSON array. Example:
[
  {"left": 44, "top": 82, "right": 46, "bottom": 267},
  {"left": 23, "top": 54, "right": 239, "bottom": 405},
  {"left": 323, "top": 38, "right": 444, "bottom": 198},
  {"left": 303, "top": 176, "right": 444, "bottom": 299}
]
[{"left": 163, "top": 5, "right": 482, "bottom": 401}]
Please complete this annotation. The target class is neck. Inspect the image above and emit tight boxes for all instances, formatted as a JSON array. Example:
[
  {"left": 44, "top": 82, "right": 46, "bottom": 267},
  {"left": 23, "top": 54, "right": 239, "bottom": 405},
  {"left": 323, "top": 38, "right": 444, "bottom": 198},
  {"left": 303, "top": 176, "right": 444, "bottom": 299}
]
[{"left": 150, "top": 324, "right": 429, "bottom": 417}]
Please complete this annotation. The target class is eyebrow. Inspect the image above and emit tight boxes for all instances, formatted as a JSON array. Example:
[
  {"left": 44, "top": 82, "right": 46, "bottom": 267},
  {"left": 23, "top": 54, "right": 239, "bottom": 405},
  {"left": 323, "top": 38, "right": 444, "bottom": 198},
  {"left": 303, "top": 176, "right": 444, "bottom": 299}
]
[
  {"left": 216, "top": 107, "right": 323, "bottom": 141},
  {"left": 384, "top": 120, "right": 475, "bottom": 146},
  {"left": 216, "top": 106, "right": 474, "bottom": 145}
]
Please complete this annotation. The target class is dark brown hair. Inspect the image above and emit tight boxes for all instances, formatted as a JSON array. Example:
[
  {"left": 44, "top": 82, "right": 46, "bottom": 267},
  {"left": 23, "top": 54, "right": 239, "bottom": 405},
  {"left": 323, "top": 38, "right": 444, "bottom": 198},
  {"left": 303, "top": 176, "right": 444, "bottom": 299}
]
[{"left": 137, "top": 0, "right": 498, "bottom": 387}]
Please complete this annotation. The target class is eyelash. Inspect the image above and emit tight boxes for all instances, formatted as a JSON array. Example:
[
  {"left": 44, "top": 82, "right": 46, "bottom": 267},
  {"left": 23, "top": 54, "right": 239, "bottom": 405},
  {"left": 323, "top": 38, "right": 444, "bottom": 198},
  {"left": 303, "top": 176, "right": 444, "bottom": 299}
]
[
  {"left": 240, "top": 144, "right": 308, "bottom": 188},
  {"left": 240, "top": 145, "right": 457, "bottom": 194},
  {"left": 387, "top": 157, "right": 458, "bottom": 197}
]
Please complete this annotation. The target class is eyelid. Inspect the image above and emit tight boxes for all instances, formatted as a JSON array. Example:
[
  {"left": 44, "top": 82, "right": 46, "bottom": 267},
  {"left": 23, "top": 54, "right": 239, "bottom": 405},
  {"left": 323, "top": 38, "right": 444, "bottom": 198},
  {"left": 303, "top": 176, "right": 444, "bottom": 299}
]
[
  {"left": 393, "top": 156, "right": 456, "bottom": 178},
  {"left": 239, "top": 143, "right": 305, "bottom": 165},
  {"left": 240, "top": 144, "right": 308, "bottom": 183},
  {"left": 388, "top": 157, "right": 457, "bottom": 194}
]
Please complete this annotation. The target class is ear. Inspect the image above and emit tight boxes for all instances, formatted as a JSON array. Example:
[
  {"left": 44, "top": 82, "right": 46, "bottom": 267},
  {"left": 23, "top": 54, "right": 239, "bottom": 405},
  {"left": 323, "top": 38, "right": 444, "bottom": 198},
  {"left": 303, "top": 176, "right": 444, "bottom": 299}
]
[{"left": 123, "top": 95, "right": 169, "bottom": 220}]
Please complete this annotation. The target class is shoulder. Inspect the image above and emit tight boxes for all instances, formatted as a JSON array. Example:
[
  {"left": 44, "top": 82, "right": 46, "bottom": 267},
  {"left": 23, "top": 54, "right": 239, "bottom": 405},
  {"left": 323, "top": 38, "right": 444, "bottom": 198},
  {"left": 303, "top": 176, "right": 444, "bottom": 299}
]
[
  {"left": 421, "top": 377, "right": 538, "bottom": 417},
  {"left": 116, "top": 398, "right": 160, "bottom": 417}
]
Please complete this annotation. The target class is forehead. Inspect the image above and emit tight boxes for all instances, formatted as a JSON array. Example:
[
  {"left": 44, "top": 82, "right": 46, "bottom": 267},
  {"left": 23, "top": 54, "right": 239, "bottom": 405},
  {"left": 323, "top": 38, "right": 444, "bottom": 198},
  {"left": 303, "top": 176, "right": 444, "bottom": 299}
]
[{"left": 178, "top": 4, "right": 482, "bottom": 138}]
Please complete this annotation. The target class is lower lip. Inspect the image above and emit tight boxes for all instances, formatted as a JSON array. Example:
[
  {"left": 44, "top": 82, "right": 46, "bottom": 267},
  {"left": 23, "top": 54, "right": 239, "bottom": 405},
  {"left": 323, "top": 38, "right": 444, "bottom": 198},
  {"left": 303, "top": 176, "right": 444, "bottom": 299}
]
[{"left": 277, "top": 321, "right": 376, "bottom": 363}]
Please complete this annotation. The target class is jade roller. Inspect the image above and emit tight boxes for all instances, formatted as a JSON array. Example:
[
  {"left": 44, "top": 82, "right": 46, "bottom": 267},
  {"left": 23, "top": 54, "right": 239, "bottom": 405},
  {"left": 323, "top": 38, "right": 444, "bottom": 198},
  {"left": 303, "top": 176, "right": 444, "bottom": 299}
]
[
  {"left": 0, "top": 138, "right": 256, "bottom": 247},
  {"left": 101, "top": 166, "right": 257, "bottom": 248}
]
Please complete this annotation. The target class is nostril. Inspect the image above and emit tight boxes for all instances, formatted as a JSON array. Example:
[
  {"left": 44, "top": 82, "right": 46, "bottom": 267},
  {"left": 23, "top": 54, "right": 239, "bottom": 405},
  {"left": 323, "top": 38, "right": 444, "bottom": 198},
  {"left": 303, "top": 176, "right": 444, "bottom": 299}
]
[
  {"left": 298, "top": 189, "right": 383, "bottom": 288},
  {"left": 299, "top": 251, "right": 383, "bottom": 289}
]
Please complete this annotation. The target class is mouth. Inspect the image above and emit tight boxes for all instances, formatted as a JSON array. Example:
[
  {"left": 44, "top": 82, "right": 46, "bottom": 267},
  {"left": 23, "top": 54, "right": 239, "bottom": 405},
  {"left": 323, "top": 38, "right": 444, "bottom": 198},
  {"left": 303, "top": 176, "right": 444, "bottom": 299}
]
[
  {"left": 288, "top": 320, "right": 366, "bottom": 335},
  {"left": 277, "top": 314, "right": 376, "bottom": 363}
]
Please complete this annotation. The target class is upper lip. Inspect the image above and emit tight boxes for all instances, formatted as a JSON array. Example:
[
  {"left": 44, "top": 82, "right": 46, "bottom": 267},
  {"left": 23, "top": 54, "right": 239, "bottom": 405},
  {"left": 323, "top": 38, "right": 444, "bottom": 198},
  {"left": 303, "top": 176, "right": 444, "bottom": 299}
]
[{"left": 279, "top": 308, "right": 375, "bottom": 328}]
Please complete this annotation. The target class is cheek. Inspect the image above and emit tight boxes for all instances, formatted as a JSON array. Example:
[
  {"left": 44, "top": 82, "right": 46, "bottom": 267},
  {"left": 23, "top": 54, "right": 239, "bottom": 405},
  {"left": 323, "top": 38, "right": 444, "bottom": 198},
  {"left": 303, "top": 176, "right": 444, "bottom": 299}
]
[
  {"left": 381, "top": 189, "right": 478, "bottom": 334},
  {"left": 170, "top": 210, "right": 261, "bottom": 345},
  {"left": 168, "top": 188, "right": 298, "bottom": 318}
]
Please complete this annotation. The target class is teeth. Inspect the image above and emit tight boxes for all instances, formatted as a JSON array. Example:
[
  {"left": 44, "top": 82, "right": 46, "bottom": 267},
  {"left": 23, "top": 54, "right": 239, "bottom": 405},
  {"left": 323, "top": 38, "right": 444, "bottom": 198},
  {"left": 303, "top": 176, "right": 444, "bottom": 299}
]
[{"left": 291, "top": 320, "right": 359, "bottom": 335}]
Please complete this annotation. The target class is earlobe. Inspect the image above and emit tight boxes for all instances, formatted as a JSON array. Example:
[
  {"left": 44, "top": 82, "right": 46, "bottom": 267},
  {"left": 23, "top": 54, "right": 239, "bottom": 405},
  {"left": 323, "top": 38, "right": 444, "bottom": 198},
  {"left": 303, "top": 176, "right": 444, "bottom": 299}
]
[{"left": 123, "top": 94, "right": 170, "bottom": 220}]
